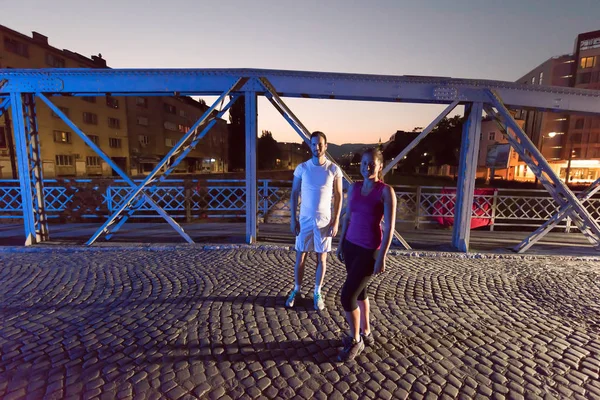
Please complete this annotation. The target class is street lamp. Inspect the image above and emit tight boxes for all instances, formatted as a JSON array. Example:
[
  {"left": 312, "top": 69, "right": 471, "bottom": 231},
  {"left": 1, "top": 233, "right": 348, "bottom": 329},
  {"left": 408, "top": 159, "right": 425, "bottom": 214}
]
[{"left": 535, "top": 132, "right": 558, "bottom": 185}]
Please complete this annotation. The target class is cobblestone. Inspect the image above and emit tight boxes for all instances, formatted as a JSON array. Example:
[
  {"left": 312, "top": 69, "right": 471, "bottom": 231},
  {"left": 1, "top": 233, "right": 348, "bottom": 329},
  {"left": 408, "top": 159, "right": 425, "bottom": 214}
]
[{"left": 0, "top": 247, "right": 598, "bottom": 398}]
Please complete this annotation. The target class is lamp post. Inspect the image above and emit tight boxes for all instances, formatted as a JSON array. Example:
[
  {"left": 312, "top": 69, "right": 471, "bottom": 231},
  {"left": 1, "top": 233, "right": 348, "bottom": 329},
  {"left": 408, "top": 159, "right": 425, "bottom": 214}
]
[{"left": 535, "top": 131, "right": 557, "bottom": 185}]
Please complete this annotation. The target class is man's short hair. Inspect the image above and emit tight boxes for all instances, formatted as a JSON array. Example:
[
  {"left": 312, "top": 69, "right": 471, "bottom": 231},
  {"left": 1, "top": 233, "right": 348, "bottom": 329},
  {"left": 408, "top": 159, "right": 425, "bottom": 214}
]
[{"left": 310, "top": 131, "right": 327, "bottom": 144}]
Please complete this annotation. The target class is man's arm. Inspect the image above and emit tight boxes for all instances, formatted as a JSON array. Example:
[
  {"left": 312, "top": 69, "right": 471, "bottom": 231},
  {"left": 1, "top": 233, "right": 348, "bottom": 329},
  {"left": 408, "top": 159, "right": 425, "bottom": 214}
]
[
  {"left": 336, "top": 183, "right": 354, "bottom": 262},
  {"left": 290, "top": 175, "right": 302, "bottom": 235},
  {"left": 329, "top": 175, "right": 343, "bottom": 237}
]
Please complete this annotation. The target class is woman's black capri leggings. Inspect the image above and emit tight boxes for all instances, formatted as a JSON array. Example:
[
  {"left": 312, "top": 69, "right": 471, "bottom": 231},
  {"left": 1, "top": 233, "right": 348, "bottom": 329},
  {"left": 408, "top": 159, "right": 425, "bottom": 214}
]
[{"left": 341, "top": 239, "right": 377, "bottom": 311}]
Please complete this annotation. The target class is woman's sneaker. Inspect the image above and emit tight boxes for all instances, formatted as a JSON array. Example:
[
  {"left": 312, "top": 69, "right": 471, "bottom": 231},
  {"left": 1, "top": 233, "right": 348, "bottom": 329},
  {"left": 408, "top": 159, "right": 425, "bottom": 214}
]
[
  {"left": 342, "top": 332, "right": 375, "bottom": 347},
  {"left": 338, "top": 337, "right": 365, "bottom": 362}
]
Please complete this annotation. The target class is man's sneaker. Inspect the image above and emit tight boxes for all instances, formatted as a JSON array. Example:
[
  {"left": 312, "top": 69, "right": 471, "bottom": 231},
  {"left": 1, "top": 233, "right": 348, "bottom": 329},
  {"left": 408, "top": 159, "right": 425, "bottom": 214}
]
[
  {"left": 338, "top": 337, "right": 365, "bottom": 362},
  {"left": 342, "top": 332, "right": 375, "bottom": 347},
  {"left": 286, "top": 289, "right": 300, "bottom": 308},
  {"left": 314, "top": 292, "right": 325, "bottom": 311}
]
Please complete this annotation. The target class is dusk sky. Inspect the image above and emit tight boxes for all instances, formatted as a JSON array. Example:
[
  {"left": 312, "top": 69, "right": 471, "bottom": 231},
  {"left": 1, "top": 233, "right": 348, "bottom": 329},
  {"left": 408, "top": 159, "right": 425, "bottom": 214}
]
[{"left": 3, "top": 0, "right": 599, "bottom": 144}]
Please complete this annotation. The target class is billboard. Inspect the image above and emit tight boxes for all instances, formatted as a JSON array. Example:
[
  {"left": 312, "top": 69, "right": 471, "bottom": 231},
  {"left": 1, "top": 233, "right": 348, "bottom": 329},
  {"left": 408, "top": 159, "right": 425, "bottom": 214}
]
[{"left": 485, "top": 143, "right": 511, "bottom": 169}]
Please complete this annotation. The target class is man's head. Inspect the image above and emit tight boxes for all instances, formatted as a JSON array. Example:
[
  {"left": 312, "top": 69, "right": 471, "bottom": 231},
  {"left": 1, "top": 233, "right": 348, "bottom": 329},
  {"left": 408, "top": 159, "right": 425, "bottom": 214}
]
[{"left": 310, "top": 131, "right": 327, "bottom": 158}]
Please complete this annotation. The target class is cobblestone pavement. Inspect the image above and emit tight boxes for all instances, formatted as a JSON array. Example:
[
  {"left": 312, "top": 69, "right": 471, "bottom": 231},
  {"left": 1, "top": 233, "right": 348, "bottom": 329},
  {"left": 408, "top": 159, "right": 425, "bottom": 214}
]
[{"left": 0, "top": 247, "right": 599, "bottom": 399}]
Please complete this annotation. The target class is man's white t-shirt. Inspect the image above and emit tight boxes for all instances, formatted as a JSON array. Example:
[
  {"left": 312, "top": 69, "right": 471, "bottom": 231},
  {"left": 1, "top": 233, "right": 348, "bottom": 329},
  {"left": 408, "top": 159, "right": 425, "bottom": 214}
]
[{"left": 294, "top": 159, "right": 342, "bottom": 219}]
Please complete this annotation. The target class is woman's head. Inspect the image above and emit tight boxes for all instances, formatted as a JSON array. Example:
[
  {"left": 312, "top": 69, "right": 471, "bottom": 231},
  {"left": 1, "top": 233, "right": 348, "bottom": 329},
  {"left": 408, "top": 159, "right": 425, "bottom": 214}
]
[{"left": 360, "top": 148, "right": 384, "bottom": 182}]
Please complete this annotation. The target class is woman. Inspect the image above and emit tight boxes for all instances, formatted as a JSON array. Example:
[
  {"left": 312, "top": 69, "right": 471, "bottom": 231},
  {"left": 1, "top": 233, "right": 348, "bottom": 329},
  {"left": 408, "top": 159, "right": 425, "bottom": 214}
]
[{"left": 336, "top": 148, "right": 396, "bottom": 362}]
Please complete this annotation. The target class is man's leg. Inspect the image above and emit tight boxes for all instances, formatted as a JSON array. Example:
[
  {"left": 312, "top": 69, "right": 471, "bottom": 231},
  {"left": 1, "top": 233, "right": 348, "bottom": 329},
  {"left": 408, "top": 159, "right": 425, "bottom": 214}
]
[
  {"left": 286, "top": 251, "right": 306, "bottom": 308},
  {"left": 315, "top": 252, "right": 327, "bottom": 294},
  {"left": 294, "top": 251, "right": 307, "bottom": 291}
]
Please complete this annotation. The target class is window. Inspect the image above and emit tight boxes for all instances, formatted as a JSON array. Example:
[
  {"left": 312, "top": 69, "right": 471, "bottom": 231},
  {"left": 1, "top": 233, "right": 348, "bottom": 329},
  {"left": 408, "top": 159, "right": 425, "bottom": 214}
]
[
  {"left": 53, "top": 130, "right": 72, "bottom": 143},
  {"left": 531, "top": 76, "right": 536, "bottom": 84},
  {"left": 178, "top": 124, "right": 191, "bottom": 133},
  {"left": 179, "top": 109, "right": 187, "bottom": 118},
  {"left": 0, "top": 127, "right": 6, "bottom": 148},
  {"left": 578, "top": 72, "right": 592, "bottom": 84},
  {"left": 593, "top": 118, "right": 600, "bottom": 129},
  {"left": 164, "top": 121, "right": 177, "bottom": 131},
  {"left": 591, "top": 133, "right": 599, "bottom": 143},
  {"left": 55, "top": 155, "right": 74, "bottom": 166},
  {"left": 45, "top": 53, "right": 65, "bottom": 68},
  {"left": 164, "top": 104, "right": 176, "bottom": 114},
  {"left": 539, "top": 71, "right": 544, "bottom": 85},
  {"left": 82, "top": 96, "right": 96, "bottom": 103},
  {"left": 135, "top": 97, "right": 148, "bottom": 108},
  {"left": 580, "top": 56, "right": 596, "bottom": 69},
  {"left": 83, "top": 112, "right": 98, "bottom": 125},
  {"left": 108, "top": 117, "right": 120, "bottom": 129},
  {"left": 165, "top": 138, "right": 175, "bottom": 147},
  {"left": 138, "top": 135, "right": 149, "bottom": 145},
  {"left": 109, "top": 138, "right": 122, "bottom": 148},
  {"left": 136, "top": 116, "right": 149, "bottom": 126},
  {"left": 86, "top": 156, "right": 101, "bottom": 166},
  {"left": 4, "top": 37, "right": 28, "bottom": 57},
  {"left": 571, "top": 133, "right": 582, "bottom": 143},
  {"left": 106, "top": 96, "right": 119, "bottom": 109},
  {"left": 488, "top": 132, "right": 495, "bottom": 141},
  {"left": 87, "top": 135, "right": 100, "bottom": 146},
  {"left": 51, "top": 106, "right": 69, "bottom": 118},
  {"left": 575, "top": 118, "right": 585, "bottom": 129}
]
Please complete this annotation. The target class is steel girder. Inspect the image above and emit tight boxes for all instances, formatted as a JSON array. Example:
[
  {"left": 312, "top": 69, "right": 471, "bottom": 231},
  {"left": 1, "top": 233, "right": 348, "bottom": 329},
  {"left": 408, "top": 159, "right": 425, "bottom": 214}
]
[
  {"left": 485, "top": 90, "right": 600, "bottom": 250},
  {"left": 2, "top": 67, "right": 600, "bottom": 251},
  {"left": 452, "top": 103, "right": 484, "bottom": 251},
  {"left": 258, "top": 77, "right": 412, "bottom": 250},
  {"left": 85, "top": 78, "right": 247, "bottom": 245},
  {"left": 1, "top": 69, "right": 600, "bottom": 115}
]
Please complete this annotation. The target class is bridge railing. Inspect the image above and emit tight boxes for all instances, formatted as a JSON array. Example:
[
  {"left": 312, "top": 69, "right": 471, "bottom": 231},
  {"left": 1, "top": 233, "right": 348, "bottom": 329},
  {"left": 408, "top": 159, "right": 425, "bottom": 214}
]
[{"left": 1, "top": 179, "right": 597, "bottom": 232}]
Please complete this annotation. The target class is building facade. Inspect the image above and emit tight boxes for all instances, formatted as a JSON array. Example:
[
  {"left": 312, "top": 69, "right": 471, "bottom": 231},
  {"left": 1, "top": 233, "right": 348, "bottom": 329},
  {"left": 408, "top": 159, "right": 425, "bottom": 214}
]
[
  {"left": 0, "top": 25, "right": 130, "bottom": 178},
  {"left": 0, "top": 24, "right": 229, "bottom": 179},
  {"left": 516, "top": 29, "right": 600, "bottom": 183},
  {"left": 126, "top": 96, "right": 228, "bottom": 176}
]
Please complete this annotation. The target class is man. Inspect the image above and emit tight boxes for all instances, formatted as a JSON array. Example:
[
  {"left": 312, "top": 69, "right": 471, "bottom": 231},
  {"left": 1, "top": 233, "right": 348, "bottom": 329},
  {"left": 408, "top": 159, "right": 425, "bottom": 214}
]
[{"left": 287, "top": 131, "right": 343, "bottom": 311}]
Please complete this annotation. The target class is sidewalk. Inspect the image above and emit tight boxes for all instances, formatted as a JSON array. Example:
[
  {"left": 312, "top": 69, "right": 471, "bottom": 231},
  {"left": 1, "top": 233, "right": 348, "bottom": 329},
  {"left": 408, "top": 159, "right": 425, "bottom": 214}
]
[
  {"left": 0, "top": 245, "right": 599, "bottom": 399},
  {"left": 1, "top": 222, "right": 599, "bottom": 257}
]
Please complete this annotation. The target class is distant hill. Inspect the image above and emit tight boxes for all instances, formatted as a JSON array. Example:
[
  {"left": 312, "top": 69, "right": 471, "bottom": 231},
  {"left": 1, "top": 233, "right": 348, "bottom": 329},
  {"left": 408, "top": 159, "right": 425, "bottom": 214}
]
[{"left": 327, "top": 143, "right": 379, "bottom": 160}]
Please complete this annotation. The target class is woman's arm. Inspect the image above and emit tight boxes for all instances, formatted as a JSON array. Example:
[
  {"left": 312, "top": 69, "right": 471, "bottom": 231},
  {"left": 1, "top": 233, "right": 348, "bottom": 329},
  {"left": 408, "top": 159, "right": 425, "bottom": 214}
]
[{"left": 374, "top": 184, "right": 397, "bottom": 274}]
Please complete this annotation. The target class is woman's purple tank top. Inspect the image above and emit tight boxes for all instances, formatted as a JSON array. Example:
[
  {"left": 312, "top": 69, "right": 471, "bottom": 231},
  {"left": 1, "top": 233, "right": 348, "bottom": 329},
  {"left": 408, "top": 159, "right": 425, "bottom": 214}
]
[{"left": 346, "top": 181, "right": 385, "bottom": 250}]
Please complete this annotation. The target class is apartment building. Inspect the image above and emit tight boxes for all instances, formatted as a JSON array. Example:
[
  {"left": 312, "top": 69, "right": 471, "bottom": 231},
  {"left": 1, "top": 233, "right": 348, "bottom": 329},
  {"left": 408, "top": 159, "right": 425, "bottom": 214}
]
[
  {"left": 126, "top": 96, "right": 228, "bottom": 176},
  {"left": 0, "top": 25, "right": 129, "bottom": 178},
  {"left": 516, "top": 29, "right": 600, "bottom": 183}
]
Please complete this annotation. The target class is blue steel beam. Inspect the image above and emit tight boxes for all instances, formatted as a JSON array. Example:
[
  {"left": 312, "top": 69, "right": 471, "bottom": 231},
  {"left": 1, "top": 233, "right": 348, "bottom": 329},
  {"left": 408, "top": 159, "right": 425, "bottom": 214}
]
[
  {"left": 86, "top": 78, "right": 246, "bottom": 245},
  {"left": 104, "top": 93, "right": 241, "bottom": 239},
  {"left": 245, "top": 91, "right": 258, "bottom": 244},
  {"left": 486, "top": 90, "right": 600, "bottom": 246},
  {"left": 0, "top": 98, "right": 9, "bottom": 117},
  {"left": 1, "top": 69, "right": 600, "bottom": 115},
  {"left": 36, "top": 93, "right": 193, "bottom": 243},
  {"left": 259, "top": 77, "right": 412, "bottom": 249},
  {"left": 452, "top": 102, "right": 483, "bottom": 252},
  {"left": 10, "top": 93, "right": 36, "bottom": 245}
]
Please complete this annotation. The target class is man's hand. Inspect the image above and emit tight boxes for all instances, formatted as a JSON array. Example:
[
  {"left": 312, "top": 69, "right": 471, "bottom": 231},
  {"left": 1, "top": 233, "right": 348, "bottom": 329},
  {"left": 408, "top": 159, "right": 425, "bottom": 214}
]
[
  {"left": 336, "top": 244, "right": 344, "bottom": 263},
  {"left": 373, "top": 256, "right": 386, "bottom": 275},
  {"left": 328, "top": 219, "right": 339, "bottom": 237},
  {"left": 291, "top": 218, "right": 300, "bottom": 236}
]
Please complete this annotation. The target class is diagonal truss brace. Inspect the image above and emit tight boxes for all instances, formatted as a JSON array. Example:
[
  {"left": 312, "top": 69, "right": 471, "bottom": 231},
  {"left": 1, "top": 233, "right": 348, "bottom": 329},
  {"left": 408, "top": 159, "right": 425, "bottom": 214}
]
[
  {"left": 37, "top": 93, "right": 194, "bottom": 243},
  {"left": 484, "top": 104, "right": 600, "bottom": 247},
  {"left": 85, "top": 78, "right": 247, "bottom": 245},
  {"left": 258, "top": 77, "right": 412, "bottom": 250},
  {"left": 485, "top": 89, "right": 600, "bottom": 249},
  {"left": 382, "top": 101, "right": 459, "bottom": 176},
  {"left": 514, "top": 177, "right": 600, "bottom": 253}
]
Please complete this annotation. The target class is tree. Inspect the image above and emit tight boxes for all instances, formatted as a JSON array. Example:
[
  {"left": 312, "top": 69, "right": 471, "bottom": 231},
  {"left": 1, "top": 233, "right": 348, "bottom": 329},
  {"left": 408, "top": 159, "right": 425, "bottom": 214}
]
[
  {"left": 382, "top": 117, "right": 465, "bottom": 173},
  {"left": 228, "top": 95, "right": 246, "bottom": 171},
  {"left": 257, "top": 131, "right": 281, "bottom": 170}
]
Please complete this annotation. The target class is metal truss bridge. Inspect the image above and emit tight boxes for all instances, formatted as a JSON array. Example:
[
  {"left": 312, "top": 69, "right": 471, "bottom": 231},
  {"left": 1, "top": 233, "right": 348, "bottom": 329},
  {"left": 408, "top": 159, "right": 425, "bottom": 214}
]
[{"left": 1, "top": 68, "right": 600, "bottom": 253}]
